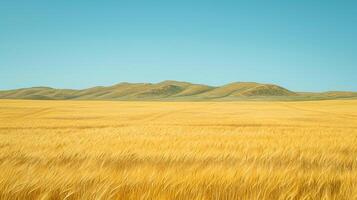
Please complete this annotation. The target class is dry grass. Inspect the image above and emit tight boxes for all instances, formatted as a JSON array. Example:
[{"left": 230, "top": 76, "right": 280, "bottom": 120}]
[{"left": 0, "top": 100, "right": 357, "bottom": 199}]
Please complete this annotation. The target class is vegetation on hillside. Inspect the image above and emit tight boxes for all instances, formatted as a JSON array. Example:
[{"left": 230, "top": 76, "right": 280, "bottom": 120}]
[{"left": 1, "top": 81, "right": 356, "bottom": 101}]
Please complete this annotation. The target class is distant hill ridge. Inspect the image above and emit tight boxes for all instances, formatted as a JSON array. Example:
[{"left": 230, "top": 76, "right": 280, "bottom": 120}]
[{"left": 0, "top": 81, "right": 356, "bottom": 101}]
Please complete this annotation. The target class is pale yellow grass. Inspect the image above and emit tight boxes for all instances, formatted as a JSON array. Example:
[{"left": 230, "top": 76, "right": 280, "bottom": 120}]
[{"left": 0, "top": 100, "right": 357, "bottom": 199}]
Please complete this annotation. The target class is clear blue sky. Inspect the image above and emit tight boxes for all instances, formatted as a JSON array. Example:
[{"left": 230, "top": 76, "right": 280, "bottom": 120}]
[{"left": 1, "top": 0, "right": 356, "bottom": 91}]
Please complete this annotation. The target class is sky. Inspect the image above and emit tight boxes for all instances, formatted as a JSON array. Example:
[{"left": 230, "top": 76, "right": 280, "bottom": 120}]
[{"left": 0, "top": 0, "right": 356, "bottom": 92}]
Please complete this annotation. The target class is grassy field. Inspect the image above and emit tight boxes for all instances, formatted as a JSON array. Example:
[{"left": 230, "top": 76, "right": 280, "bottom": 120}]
[{"left": 0, "top": 100, "right": 357, "bottom": 199}]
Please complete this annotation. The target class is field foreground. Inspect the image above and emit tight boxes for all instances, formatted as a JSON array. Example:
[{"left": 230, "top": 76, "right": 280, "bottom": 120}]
[{"left": 0, "top": 100, "right": 357, "bottom": 199}]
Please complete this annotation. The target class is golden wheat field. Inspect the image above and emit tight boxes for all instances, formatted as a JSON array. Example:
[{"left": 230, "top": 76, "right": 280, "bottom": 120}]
[{"left": 0, "top": 100, "right": 357, "bottom": 199}]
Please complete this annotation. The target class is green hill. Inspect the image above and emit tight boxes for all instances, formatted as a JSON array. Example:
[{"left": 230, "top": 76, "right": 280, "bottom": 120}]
[{"left": 0, "top": 81, "right": 356, "bottom": 101}]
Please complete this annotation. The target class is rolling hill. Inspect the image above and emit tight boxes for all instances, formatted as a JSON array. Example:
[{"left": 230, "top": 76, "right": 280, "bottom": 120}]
[{"left": 0, "top": 81, "right": 356, "bottom": 101}]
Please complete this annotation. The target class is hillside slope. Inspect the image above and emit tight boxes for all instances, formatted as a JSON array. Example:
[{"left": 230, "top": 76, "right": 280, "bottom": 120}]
[{"left": 0, "top": 81, "right": 356, "bottom": 101}]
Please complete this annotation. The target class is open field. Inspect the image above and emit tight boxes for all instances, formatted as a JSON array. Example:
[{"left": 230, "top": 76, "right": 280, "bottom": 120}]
[{"left": 0, "top": 100, "right": 357, "bottom": 199}]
